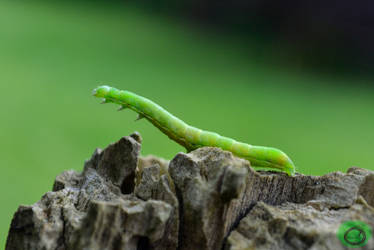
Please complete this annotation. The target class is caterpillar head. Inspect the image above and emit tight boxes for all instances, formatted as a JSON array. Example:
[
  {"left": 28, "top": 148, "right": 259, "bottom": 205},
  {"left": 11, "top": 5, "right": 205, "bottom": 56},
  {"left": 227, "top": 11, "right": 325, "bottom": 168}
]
[{"left": 92, "top": 85, "right": 111, "bottom": 97}]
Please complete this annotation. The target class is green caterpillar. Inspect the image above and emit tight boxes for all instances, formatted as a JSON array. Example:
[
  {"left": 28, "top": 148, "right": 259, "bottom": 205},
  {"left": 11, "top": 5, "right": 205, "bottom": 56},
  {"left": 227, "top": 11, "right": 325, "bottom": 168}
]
[{"left": 93, "top": 85, "right": 296, "bottom": 176}]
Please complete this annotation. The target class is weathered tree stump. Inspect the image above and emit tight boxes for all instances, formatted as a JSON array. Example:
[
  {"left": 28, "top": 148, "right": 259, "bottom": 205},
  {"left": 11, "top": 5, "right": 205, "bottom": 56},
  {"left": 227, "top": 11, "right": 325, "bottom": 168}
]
[{"left": 6, "top": 132, "right": 374, "bottom": 250}]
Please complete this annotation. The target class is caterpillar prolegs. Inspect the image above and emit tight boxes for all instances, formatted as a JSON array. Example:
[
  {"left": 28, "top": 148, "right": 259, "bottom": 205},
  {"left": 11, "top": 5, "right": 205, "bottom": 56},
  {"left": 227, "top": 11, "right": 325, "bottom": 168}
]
[{"left": 93, "top": 85, "right": 296, "bottom": 176}]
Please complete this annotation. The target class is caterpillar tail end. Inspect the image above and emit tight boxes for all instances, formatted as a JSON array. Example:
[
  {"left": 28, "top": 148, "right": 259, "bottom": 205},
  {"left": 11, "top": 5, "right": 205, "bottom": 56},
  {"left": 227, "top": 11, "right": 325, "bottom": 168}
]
[
  {"left": 278, "top": 152, "right": 296, "bottom": 176},
  {"left": 283, "top": 162, "right": 296, "bottom": 176},
  {"left": 273, "top": 149, "right": 296, "bottom": 176}
]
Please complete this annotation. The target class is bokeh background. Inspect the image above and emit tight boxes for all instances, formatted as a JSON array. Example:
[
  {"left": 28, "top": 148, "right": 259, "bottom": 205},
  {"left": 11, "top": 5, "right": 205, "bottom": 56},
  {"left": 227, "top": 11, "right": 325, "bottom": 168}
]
[{"left": 1, "top": 0, "right": 373, "bottom": 246}]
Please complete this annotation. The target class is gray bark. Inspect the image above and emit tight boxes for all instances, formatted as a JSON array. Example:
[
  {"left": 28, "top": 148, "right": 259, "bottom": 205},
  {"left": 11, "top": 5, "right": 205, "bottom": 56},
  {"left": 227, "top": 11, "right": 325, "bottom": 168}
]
[{"left": 6, "top": 132, "right": 374, "bottom": 250}]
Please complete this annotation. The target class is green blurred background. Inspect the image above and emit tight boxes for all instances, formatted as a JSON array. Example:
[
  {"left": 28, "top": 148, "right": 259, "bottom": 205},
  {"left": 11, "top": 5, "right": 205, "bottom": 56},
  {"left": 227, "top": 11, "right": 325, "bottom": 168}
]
[{"left": 1, "top": 0, "right": 373, "bottom": 246}]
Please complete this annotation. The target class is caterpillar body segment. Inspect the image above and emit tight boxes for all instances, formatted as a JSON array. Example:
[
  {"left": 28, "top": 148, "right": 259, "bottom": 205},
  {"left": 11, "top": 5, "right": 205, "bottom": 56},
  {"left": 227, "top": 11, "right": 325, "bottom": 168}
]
[{"left": 93, "top": 85, "right": 296, "bottom": 176}]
